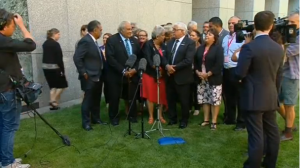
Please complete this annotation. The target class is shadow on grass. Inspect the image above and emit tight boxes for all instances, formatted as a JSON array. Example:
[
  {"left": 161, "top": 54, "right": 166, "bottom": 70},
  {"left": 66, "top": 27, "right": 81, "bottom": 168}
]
[{"left": 15, "top": 102, "right": 299, "bottom": 168}]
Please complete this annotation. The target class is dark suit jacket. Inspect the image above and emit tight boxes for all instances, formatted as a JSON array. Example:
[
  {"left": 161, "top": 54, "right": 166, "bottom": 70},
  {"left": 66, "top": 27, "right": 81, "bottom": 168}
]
[
  {"left": 194, "top": 44, "right": 224, "bottom": 85},
  {"left": 42, "top": 38, "right": 65, "bottom": 73},
  {"left": 73, "top": 34, "right": 103, "bottom": 81},
  {"left": 105, "top": 33, "right": 141, "bottom": 83},
  {"left": 142, "top": 39, "right": 166, "bottom": 78},
  {"left": 162, "top": 35, "right": 196, "bottom": 85},
  {"left": 236, "top": 35, "right": 283, "bottom": 111},
  {"left": 218, "top": 29, "right": 229, "bottom": 46}
]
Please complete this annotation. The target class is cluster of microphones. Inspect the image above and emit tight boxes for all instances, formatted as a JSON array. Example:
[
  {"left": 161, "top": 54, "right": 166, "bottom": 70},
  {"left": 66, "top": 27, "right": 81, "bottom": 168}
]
[{"left": 124, "top": 54, "right": 161, "bottom": 77}]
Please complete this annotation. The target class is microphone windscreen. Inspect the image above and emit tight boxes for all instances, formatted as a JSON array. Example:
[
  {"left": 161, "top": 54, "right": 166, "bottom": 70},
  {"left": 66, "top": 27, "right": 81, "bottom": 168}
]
[
  {"left": 125, "top": 54, "right": 137, "bottom": 68},
  {"left": 153, "top": 54, "right": 160, "bottom": 67},
  {"left": 138, "top": 58, "right": 147, "bottom": 71}
]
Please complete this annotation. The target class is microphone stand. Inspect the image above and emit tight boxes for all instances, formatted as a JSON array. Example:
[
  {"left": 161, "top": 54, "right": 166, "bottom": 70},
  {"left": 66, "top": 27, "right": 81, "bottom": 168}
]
[
  {"left": 135, "top": 72, "right": 150, "bottom": 139},
  {"left": 146, "top": 66, "right": 169, "bottom": 137},
  {"left": 124, "top": 76, "right": 137, "bottom": 137}
]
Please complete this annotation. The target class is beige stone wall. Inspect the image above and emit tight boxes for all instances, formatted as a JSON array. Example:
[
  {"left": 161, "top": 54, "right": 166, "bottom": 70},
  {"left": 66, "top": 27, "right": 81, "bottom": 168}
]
[
  {"left": 288, "top": 0, "right": 299, "bottom": 14},
  {"left": 26, "top": 0, "right": 192, "bottom": 107},
  {"left": 192, "top": 0, "right": 235, "bottom": 31}
]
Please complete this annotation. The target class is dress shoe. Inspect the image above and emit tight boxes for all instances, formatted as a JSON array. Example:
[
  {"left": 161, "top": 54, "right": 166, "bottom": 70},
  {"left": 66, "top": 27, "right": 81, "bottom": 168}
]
[
  {"left": 111, "top": 120, "right": 119, "bottom": 127},
  {"left": 82, "top": 125, "right": 93, "bottom": 131},
  {"left": 128, "top": 117, "right": 138, "bottom": 123},
  {"left": 168, "top": 121, "right": 177, "bottom": 125},
  {"left": 223, "top": 120, "right": 236, "bottom": 125},
  {"left": 234, "top": 126, "right": 246, "bottom": 131},
  {"left": 92, "top": 120, "right": 107, "bottom": 125},
  {"left": 179, "top": 122, "right": 187, "bottom": 129}
]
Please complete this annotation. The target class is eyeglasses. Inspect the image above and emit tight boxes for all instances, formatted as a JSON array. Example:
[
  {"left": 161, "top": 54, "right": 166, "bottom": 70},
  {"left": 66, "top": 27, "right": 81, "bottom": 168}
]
[{"left": 173, "top": 28, "right": 183, "bottom": 32}]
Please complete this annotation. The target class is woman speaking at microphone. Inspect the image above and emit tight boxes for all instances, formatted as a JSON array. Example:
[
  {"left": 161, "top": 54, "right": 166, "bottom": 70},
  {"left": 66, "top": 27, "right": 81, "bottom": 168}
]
[{"left": 142, "top": 25, "right": 167, "bottom": 124}]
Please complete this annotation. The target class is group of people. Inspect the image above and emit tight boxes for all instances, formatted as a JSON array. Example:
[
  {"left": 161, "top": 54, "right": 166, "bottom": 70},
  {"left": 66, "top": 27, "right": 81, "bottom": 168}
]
[{"left": 0, "top": 6, "right": 298, "bottom": 168}]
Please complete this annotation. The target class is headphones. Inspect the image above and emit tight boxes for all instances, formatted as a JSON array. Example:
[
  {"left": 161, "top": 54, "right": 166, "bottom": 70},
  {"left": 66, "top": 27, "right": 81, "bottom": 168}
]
[{"left": 0, "top": 12, "right": 9, "bottom": 30}]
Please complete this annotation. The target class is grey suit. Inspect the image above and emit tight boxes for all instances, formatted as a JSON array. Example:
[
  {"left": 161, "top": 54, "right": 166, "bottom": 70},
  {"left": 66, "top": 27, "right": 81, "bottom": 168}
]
[{"left": 218, "top": 29, "right": 229, "bottom": 46}]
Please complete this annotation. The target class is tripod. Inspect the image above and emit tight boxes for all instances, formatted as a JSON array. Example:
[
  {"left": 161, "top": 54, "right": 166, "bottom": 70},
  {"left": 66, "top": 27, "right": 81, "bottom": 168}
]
[
  {"left": 27, "top": 104, "right": 71, "bottom": 146},
  {"left": 135, "top": 76, "right": 150, "bottom": 139},
  {"left": 124, "top": 78, "right": 138, "bottom": 137},
  {"left": 146, "top": 68, "right": 168, "bottom": 137}
]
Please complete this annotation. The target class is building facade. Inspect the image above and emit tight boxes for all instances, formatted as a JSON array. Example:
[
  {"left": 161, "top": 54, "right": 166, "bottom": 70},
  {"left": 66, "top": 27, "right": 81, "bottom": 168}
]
[{"left": 0, "top": 0, "right": 299, "bottom": 108}]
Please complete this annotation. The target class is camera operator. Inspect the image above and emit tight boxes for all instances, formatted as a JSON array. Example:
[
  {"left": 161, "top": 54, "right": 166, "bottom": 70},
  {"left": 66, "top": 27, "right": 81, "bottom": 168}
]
[
  {"left": 0, "top": 9, "right": 36, "bottom": 168},
  {"left": 278, "top": 11, "right": 299, "bottom": 141},
  {"left": 222, "top": 16, "right": 245, "bottom": 130}
]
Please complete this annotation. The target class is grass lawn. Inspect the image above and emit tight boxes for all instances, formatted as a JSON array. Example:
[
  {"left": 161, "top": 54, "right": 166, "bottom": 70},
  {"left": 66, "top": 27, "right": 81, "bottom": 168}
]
[{"left": 15, "top": 102, "right": 299, "bottom": 168}]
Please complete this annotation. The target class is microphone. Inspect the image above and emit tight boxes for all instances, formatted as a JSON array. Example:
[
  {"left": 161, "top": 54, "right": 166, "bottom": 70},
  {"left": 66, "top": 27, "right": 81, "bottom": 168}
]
[
  {"left": 153, "top": 54, "right": 160, "bottom": 68},
  {"left": 123, "top": 54, "right": 137, "bottom": 73},
  {"left": 138, "top": 58, "right": 147, "bottom": 77}
]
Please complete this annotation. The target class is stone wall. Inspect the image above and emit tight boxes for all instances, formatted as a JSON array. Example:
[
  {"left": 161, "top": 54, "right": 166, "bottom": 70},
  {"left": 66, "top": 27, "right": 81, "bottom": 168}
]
[{"left": 0, "top": 0, "right": 33, "bottom": 80}]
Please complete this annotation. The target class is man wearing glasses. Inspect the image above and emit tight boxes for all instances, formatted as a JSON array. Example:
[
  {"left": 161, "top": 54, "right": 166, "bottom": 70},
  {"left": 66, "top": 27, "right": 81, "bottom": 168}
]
[{"left": 162, "top": 22, "right": 196, "bottom": 129}]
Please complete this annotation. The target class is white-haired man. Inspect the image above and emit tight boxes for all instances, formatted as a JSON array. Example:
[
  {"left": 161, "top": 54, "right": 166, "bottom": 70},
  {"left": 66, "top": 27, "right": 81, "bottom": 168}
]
[
  {"left": 187, "top": 21, "right": 197, "bottom": 33},
  {"left": 161, "top": 22, "right": 196, "bottom": 129},
  {"left": 106, "top": 21, "right": 141, "bottom": 126}
]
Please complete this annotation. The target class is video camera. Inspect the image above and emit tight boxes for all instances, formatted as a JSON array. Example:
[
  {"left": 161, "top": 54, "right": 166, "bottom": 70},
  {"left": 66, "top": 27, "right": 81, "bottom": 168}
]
[{"left": 234, "top": 17, "right": 297, "bottom": 43}]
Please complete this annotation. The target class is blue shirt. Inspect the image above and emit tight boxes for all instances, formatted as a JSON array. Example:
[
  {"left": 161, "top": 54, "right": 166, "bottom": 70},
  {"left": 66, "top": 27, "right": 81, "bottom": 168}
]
[
  {"left": 119, "top": 34, "right": 132, "bottom": 56},
  {"left": 222, "top": 33, "right": 244, "bottom": 69}
]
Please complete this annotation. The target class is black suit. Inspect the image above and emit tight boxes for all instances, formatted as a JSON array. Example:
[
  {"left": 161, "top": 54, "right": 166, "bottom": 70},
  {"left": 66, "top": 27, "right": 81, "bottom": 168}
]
[
  {"left": 73, "top": 34, "right": 104, "bottom": 127},
  {"left": 106, "top": 33, "right": 141, "bottom": 122},
  {"left": 162, "top": 36, "right": 196, "bottom": 124},
  {"left": 194, "top": 44, "right": 224, "bottom": 85},
  {"left": 236, "top": 35, "right": 283, "bottom": 168}
]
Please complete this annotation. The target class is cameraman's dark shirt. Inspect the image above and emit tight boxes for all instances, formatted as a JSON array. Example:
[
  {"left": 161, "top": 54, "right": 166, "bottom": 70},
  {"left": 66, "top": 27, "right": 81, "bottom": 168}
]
[{"left": 0, "top": 33, "right": 36, "bottom": 93}]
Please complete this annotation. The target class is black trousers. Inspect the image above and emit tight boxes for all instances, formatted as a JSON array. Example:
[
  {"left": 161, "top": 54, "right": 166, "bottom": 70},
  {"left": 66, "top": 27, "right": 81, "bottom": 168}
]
[
  {"left": 166, "top": 77, "right": 190, "bottom": 123},
  {"left": 243, "top": 110, "right": 280, "bottom": 168},
  {"left": 223, "top": 68, "right": 244, "bottom": 126},
  {"left": 189, "top": 82, "right": 200, "bottom": 111},
  {"left": 80, "top": 78, "right": 103, "bottom": 127},
  {"left": 108, "top": 80, "right": 138, "bottom": 121}
]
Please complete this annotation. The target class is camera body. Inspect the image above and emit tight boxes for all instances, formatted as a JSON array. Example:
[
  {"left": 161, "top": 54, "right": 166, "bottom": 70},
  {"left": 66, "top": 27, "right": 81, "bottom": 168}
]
[
  {"left": 11, "top": 76, "right": 42, "bottom": 106},
  {"left": 234, "top": 17, "right": 297, "bottom": 44}
]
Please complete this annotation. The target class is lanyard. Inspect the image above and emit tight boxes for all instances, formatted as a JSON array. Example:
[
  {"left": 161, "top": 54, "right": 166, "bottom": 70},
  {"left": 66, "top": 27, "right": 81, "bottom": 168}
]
[
  {"left": 202, "top": 49, "right": 209, "bottom": 62},
  {"left": 227, "top": 34, "right": 235, "bottom": 55}
]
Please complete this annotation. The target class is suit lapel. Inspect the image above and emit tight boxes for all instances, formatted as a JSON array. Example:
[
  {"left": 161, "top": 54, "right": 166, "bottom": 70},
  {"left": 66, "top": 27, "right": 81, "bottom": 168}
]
[
  {"left": 173, "top": 36, "right": 187, "bottom": 64},
  {"left": 87, "top": 34, "right": 101, "bottom": 59},
  {"left": 117, "top": 33, "right": 129, "bottom": 58}
]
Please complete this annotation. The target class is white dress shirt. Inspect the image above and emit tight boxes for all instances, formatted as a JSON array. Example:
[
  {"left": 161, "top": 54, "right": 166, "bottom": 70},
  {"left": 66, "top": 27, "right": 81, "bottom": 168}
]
[
  {"left": 222, "top": 32, "right": 244, "bottom": 69},
  {"left": 172, "top": 35, "right": 185, "bottom": 64}
]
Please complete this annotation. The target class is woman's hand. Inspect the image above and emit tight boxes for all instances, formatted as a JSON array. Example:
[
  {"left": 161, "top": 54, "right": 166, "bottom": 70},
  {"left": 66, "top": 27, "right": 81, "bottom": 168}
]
[{"left": 244, "top": 33, "right": 253, "bottom": 44}]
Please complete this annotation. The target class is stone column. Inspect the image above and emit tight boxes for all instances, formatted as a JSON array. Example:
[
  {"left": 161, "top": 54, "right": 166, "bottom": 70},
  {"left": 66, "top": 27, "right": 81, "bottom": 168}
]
[
  {"left": 235, "top": 0, "right": 266, "bottom": 21},
  {"left": 265, "top": 0, "right": 289, "bottom": 18},
  {"left": 288, "top": 0, "right": 299, "bottom": 14},
  {"left": 192, "top": 0, "right": 235, "bottom": 31}
]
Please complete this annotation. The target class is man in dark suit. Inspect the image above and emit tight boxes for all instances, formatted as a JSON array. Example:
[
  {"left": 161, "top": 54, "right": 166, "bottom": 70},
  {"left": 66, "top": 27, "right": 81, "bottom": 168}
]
[
  {"left": 162, "top": 22, "right": 196, "bottom": 129},
  {"left": 106, "top": 21, "right": 141, "bottom": 126},
  {"left": 236, "top": 11, "right": 283, "bottom": 168},
  {"left": 200, "top": 21, "right": 209, "bottom": 44},
  {"left": 73, "top": 20, "right": 107, "bottom": 131},
  {"left": 209, "top": 17, "right": 229, "bottom": 46}
]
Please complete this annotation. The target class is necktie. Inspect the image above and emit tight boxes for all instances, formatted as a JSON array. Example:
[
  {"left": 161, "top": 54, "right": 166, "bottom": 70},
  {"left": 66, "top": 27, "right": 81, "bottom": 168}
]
[
  {"left": 95, "top": 41, "right": 103, "bottom": 69},
  {"left": 171, "top": 40, "right": 179, "bottom": 64},
  {"left": 125, "top": 39, "right": 131, "bottom": 56}
]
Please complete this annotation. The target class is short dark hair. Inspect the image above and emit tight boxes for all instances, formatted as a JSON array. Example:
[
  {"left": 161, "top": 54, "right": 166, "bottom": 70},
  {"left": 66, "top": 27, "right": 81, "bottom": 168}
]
[
  {"left": 87, "top": 20, "right": 101, "bottom": 33},
  {"left": 47, "top": 28, "right": 59, "bottom": 39},
  {"left": 209, "top": 17, "right": 223, "bottom": 27},
  {"left": 207, "top": 28, "right": 219, "bottom": 45},
  {"left": 0, "top": 9, "right": 14, "bottom": 30},
  {"left": 254, "top": 11, "right": 275, "bottom": 31},
  {"left": 203, "top": 21, "right": 209, "bottom": 25}
]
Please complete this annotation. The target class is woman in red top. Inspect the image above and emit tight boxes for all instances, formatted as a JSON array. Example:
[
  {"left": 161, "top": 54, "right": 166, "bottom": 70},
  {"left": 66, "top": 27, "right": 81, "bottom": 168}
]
[{"left": 142, "top": 25, "right": 167, "bottom": 124}]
